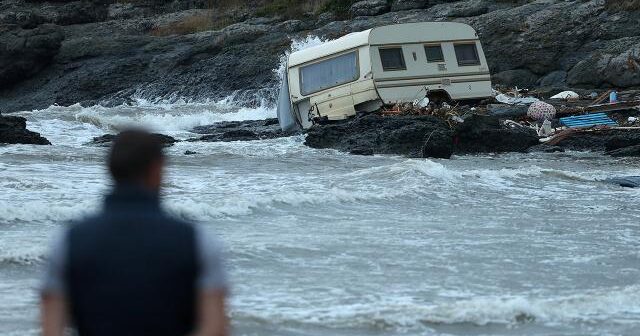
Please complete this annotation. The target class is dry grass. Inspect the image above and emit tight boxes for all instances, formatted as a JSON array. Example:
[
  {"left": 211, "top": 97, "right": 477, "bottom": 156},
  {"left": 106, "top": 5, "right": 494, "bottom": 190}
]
[{"left": 605, "top": 0, "right": 640, "bottom": 11}]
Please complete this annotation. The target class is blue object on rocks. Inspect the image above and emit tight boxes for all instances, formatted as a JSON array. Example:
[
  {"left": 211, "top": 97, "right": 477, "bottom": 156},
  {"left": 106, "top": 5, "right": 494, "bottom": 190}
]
[{"left": 559, "top": 113, "right": 617, "bottom": 128}]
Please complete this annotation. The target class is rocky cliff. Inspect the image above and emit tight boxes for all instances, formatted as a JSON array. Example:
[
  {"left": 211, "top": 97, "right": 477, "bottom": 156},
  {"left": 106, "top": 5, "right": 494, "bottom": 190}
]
[{"left": 1, "top": 0, "right": 639, "bottom": 113}]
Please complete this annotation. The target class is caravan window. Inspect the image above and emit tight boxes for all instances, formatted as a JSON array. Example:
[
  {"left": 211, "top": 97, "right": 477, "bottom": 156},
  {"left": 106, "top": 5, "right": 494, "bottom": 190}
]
[
  {"left": 300, "top": 52, "right": 359, "bottom": 96},
  {"left": 424, "top": 45, "right": 444, "bottom": 63},
  {"left": 379, "top": 47, "right": 406, "bottom": 71},
  {"left": 454, "top": 43, "right": 481, "bottom": 66}
]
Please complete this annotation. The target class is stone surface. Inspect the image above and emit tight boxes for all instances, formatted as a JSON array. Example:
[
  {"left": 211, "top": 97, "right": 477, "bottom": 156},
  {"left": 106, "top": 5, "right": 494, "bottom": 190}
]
[
  {"left": 454, "top": 115, "right": 539, "bottom": 154},
  {"left": 391, "top": 0, "right": 431, "bottom": 11},
  {"left": 538, "top": 71, "right": 568, "bottom": 88},
  {"left": 0, "top": 115, "right": 51, "bottom": 145},
  {"left": 90, "top": 133, "right": 177, "bottom": 147},
  {"left": 305, "top": 114, "right": 455, "bottom": 159},
  {"left": 492, "top": 69, "right": 539, "bottom": 89},
  {"left": 607, "top": 145, "right": 640, "bottom": 157},
  {"left": 1, "top": 0, "right": 640, "bottom": 113},
  {"left": 0, "top": 24, "right": 64, "bottom": 88},
  {"left": 350, "top": 0, "right": 391, "bottom": 17},
  {"left": 189, "top": 118, "right": 296, "bottom": 142}
]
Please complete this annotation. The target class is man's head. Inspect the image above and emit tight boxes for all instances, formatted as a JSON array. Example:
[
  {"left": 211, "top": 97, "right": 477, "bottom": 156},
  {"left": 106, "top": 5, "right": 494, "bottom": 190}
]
[{"left": 108, "top": 129, "right": 164, "bottom": 191}]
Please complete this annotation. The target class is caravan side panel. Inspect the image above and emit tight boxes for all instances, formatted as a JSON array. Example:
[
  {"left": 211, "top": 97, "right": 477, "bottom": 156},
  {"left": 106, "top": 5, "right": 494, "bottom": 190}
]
[{"left": 369, "top": 23, "right": 492, "bottom": 103}]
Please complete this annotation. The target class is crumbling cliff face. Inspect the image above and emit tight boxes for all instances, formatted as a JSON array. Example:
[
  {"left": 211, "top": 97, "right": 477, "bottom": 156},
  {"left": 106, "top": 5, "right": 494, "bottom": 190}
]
[{"left": 1, "top": 0, "right": 639, "bottom": 113}]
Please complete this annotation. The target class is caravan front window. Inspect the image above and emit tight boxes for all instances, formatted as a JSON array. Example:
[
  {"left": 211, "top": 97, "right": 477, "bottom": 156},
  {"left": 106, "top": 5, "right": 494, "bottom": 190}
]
[
  {"left": 379, "top": 48, "right": 406, "bottom": 71},
  {"left": 454, "top": 43, "right": 481, "bottom": 66},
  {"left": 300, "top": 51, "right": 359, "bottom": 96}
]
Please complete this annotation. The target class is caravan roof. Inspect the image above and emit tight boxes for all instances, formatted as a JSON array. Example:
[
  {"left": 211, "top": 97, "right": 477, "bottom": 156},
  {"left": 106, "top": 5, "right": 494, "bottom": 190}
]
[
  {"left": 287, "top": 22, "right": 479, "bottom": 67},
  {"left": 288, "top": 30, "right": 371, "bottom": 67}
]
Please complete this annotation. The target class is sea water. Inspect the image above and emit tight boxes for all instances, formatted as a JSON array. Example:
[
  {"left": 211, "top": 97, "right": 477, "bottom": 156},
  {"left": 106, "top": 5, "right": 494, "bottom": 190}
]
[{"left": 1, "top": 38, "right": 639, "bottom": 336}]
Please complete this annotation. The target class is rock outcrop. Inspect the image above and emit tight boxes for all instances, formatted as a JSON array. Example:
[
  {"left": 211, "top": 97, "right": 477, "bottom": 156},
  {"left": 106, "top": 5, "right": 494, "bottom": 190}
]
[
  {"left": 0, "top": 0, "right": 639, "bottom": 113},
  {"left": 305, "top": 114, "right": 454, "bottom": 158},
  {"left": 189, "top": 118, "right": 296, "bottom": 142},
  {"left": 0, "top": 24, "right": 64, "bottom": 88},
  {"left": 0, "top": 115, "right": 50, "bottom": 145},
  {"left": 304, "top": 112, "right": 540, "bottom": 159},
  {"left": 90, "top": 133, "right": 177, "bottom": 146}
]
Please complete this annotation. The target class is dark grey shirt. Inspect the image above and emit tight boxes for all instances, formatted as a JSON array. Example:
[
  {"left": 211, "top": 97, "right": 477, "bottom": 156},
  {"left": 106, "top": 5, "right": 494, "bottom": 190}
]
[{"left": 41, "top": 225, "right": 228, "bottom": 295}]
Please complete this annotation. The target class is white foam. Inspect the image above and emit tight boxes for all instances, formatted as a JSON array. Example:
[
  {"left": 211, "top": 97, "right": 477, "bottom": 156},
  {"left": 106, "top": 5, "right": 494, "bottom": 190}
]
[{"left": 231, "top": 286, "right": 640, "bottom": 330}]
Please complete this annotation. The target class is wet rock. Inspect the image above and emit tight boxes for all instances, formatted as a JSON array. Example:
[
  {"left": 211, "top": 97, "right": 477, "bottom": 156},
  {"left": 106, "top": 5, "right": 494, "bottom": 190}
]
[
  {"left": 190, "top": 118, "right": 294, "bottom": 142},
  {"left": 607, "top": 145, "right": 640, "bottom": 157},
  {"left": 567, "top": 42, "right": 640, "bottom": 88},
  {"left": 454, "top": 115, "right": 539, "bottom": 153},
  {"left": 350, "top": 147, "right": 375, "bottom": 156},
  {"left": 492, "top": 69, "right": 539, "bottom": 89},
  {"left": 90, "top": 133, "right": 177, "bottom": 147},
  {"left": 0, "top": 115, "right": 51, "bottom": 145},
  {"left": 605, "top": 132, "right": 640, "bottom": 151},
  {"left": 553, "top": 130, "right": 640, "bottom": 152},
  {"left": 0, "top": 24, "right": 64, "bottom": 88},
  {"left": 391, "top": 0, "right": 431, "bottom": 11},
  {"left": 527, "top": 144, "right": 565, "bottom": 153},
  {"left": 538, "top": 71, "right": 568, "bottom": 88},
  {"left": 305, "top": 114, "right": 454, "bottom": 159},
  {"left": 447, "top": 0, "right": 488, "bottom": 18},
  {"left": 350, "top": 0, "right": 390, "bottom": 17},
  {"left": 486, "top": 104, "right": 529, "bottom": 119}
]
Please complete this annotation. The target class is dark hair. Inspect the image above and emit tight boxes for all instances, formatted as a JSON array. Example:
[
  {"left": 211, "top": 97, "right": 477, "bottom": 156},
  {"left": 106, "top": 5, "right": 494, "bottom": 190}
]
[{"left": 108, "top": 129, "right": 164, "bottom": 183}]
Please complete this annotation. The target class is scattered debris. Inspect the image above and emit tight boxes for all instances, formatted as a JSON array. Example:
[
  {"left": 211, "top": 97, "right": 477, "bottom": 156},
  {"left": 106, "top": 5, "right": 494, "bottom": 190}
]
[
  {"left": 495, "top": 93, "right": 540, "bottom": 105},
  {"left": 550, "top": 91, "right": 580, "bottom": 100}
]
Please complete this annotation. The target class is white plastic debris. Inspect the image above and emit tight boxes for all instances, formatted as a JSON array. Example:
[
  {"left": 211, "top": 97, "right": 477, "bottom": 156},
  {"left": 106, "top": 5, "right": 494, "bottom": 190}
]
[
  {"left": 451, "top": 116, "right": 464, "bottom": 123},
  {"left": 550, "top": 91, "right": 580, "bottom": 100},
  {"left": 538, "top": 119, "right": 553, "bottom": 137},
  {"left": 495, "top": 93, "right": 540, "bottom": 105},
  {"left": 628, "top": 117, "right": 638, "bottom": 123},
  {"left": 414, "top": 97, "right": 430, "bottom": 108}
]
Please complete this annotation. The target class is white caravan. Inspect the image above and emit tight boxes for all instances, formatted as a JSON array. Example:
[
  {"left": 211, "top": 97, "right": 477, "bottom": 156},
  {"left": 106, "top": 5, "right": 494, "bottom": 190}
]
[{"left": 277, "top": 22, "right": 493, "bottom": 131}]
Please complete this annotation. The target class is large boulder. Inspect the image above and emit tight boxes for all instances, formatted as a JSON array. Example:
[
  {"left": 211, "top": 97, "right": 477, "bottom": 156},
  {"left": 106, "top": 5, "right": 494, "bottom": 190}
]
[
  {"left": 189, "top": 118, "right": 294, "bottom": 142},
  {"left": 492, "top": 69, "right": 539, "bottom": 89},
  {"left": 350, "top": 0, "right": 391, "bottom": 17},
  {"left": 538, "top": 70, "right": 568, "bottom": 88},
  {"left": 607, "top": 145, "right": 640, "bottom": 157},
  {"left": 454, "top": 115, "right": 539, "bottom": 153},
  {"left": 0, "top": 24, "right": 64, "bottom": 88},
  {"left": 305, "top": 114, "right": 455, "bottom": 159},
  {"left": 89, "top": 133, "right": 177, "bottom": 147},
  {"left": 0, "top": 115, "right": 50, "bottom": 145},
  {"left": 567, "top": 42, "right": 640, "bottom": 88}
]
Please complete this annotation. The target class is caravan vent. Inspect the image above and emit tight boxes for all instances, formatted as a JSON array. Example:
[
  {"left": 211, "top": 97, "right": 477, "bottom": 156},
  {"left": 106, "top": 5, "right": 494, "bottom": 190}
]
[
  {"left": 441, "top": 78, "right": 452, "bottom": 86},
  {"left": 438, "top": 64, "right": 447, "bottom": 71}
]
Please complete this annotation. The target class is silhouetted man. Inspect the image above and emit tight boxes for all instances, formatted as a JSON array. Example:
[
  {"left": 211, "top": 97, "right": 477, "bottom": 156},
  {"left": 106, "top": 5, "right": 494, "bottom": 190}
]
[{"left": 41, "top": 130, "right": 229, "bottom": 336}]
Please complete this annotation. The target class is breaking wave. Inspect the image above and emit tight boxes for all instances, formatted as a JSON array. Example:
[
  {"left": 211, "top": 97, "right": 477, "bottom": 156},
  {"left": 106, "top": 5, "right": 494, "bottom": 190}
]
[
  {"left": 232, "top": 286, "right": 640, "bottom": 330},
  {"left": 17, "top": 35, "right": 327, "bottom": 143}
]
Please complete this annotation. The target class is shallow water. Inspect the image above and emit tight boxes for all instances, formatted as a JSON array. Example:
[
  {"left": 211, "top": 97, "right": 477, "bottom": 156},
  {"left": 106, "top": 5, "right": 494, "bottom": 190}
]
[{"left": 1, "top": 97, "right": 640, "bottom": 336}]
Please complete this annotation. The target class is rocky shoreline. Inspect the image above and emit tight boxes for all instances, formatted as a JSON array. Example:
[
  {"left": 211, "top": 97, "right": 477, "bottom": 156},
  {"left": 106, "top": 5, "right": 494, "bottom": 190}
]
[
  {"left": 2, "top": 0, "right": 640, "bottom": 156},
  {"left": 1, "top": 0, "right": 639, "bottom": 113},
  {"left": 0, "top": 114, "right": 50, "bottom": 145}
]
